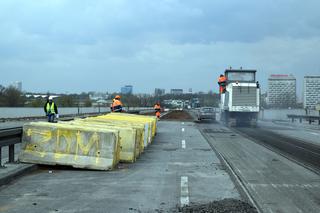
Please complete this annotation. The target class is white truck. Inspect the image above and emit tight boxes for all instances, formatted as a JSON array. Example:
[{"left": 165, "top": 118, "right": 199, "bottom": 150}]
[{"left": 220, "top": 69, "right": 260, "bottom": 127}]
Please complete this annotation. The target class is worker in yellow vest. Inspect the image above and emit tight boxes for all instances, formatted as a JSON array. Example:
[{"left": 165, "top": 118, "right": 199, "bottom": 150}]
[{"left": 44, "top": 96, "right": 58, "bottom": 122}]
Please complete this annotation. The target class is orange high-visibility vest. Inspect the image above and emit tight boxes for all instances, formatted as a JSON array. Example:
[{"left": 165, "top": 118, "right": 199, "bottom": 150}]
[
  {"left": 218, "top": 76, "right": 227, "bottom": 93},
  {"left": 112, "top": 99, "right": 123, "bottom": 112}
]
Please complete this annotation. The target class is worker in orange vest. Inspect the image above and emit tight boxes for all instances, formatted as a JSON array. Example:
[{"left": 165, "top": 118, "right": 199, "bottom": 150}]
[
  {"left": 154, "top": 102, "right": 161, "bottom": 118},
  {"left": 110, "top": 99, "right": 115, "bottom": 111},
  {"left": 218, "top": 74, "right": 227, "bottom": 94},
  {"left": 111, "top": 95, "right": 123, "bottom": 112}
]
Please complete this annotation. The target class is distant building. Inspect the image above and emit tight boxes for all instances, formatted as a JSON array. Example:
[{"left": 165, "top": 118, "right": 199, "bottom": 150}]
[
  {"left": 11, "top": 81, "right": 22, "bottom": 91},
  {"left": 188, "top": 88, "right": 193, "bottom": 94},
  {"left": 154, "top": 88, "right": 165, "bottom": 96},
  {"left": 303, "top": 76, "right": 320, "bottom": 109},
  {"left": 121, "top": 85, "right": 133, "bottom": 95},
  {"left": 267, "top": 74, "right": 296, "bottom": 107},
  {"left": 170, "top": 89, "right": 183, "bottom": 95}
]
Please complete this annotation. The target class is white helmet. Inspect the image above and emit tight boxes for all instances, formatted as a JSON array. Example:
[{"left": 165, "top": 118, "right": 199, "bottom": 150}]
[{"left": 48, "top": 96, "right": 53, "bottom": 100}]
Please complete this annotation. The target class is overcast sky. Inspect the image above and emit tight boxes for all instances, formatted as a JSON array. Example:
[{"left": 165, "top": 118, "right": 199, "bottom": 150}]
[{"left": 1, "top": 0, "right": 319, "bottom": 96}]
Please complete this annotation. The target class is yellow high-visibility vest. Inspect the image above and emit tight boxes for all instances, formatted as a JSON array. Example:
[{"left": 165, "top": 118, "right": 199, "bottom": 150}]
[{"left": 46, "top": 102, "right": 55, "bottom": 114}]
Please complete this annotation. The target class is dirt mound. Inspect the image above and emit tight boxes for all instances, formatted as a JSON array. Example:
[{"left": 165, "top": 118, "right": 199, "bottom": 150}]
[
  {"left": 173, "top": 199, "right": 258, "bottom": 213},
  {"left": 162, "top": 110, "right": 193, "bottom": 121}
]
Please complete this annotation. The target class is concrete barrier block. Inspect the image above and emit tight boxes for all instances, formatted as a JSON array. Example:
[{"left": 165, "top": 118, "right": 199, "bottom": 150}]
[
  {"left": 115, "top": 113, "right": 157, "bottom": 137},
  {"left": 19, "top": 122, "right": 120, "bottom": 171},
  {"left": 86, "top": 117, "right": 149, "bottom": 152},
  {"left": 66, "top": 120, "right": 139, "bottom": 163},
  {"left": 100, "top": 113, "right": 155, "bottom": 144},
  {"left": 106, "top": 113, "right": 157, "bottom": 137}
]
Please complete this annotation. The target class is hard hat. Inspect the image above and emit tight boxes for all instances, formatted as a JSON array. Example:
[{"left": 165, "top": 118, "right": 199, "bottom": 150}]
[
  {"left": 48, "top": 96, "right": 53, "bottom": 100},
  {"left": 115, "top": 95, "right": 121, "bottom": 99}
]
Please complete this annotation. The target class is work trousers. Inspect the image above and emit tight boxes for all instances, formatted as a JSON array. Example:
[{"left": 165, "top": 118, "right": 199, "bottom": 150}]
[{"left": 47, "top": 113, "right": 55, "bottom": 123}]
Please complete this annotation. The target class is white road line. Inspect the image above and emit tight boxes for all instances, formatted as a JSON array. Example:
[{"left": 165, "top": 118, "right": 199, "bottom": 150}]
[
  {"left": 180, "top": 176, "right": 189, "bottom": 207},
  {"left": 182, "top": 140, "right": 186, "bottom": 149},
  {"left": 182, "top": 128, "right": 185, "bottom": 132}
]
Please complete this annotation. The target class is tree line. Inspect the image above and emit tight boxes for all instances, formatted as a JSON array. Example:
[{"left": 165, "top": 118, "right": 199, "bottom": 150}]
[
  {"left": 0, "top": 86, "right": 220, "bottom": 108},
  {"left": 0, "top": 86, "right": 25, "bottom": 107},
  {"left": 0, "top": 87, "right": 92, "bottom": 107}
]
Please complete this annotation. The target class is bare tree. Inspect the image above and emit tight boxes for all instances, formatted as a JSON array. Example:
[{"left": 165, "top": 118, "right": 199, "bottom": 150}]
[{"left": 3, "top": 86, "right": 25, "bottom": 107}]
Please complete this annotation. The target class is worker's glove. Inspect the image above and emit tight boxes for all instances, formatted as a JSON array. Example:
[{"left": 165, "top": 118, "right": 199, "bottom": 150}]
[{"left": 56, "top": 114, "right": 59, "bottom": 119}]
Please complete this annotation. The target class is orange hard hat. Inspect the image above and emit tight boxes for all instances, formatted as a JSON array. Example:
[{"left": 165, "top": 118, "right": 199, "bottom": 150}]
[{"left": 115, "top": 95, "right": 121, "bottom": 99}]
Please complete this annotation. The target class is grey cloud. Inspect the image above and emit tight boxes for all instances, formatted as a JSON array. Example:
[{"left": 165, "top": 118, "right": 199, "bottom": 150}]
[{"left": 0, "top": 0, "right": 320, "bottom": 94}]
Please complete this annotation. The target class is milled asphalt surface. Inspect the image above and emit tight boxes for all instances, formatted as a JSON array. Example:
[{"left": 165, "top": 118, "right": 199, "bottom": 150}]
[
  {"left": 198, "top": 121, "right": 320, "bottom": 213},
  {"left": 0, "top": 121, "right": 240, "bottom": 213},
  {"left": 257, "top": 120, "right": 320, "bottom": 146}
]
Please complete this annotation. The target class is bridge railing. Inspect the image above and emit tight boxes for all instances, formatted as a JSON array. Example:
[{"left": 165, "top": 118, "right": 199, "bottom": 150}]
[
  {"left": 287, "top": 114, "right": 320, "bottom": 125},
  {"left": 0, "top": 127, "right": 22, "bottom": 167}
]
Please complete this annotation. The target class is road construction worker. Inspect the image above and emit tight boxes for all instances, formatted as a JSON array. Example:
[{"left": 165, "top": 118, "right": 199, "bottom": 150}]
[
  {"left": 154, "top": 102, "right": 161, "bottom": 118},
  {"left": 218, "top": 74, "right": 227, "bottom": 94},
  {"left": 112, "top": 95, "right": 123, "bottom": 112},
  {"left": 110, "top": 99, "right": 115, "bottom": 111},
  {"left": 44, "top": 96, "right": 58, "bottom": 123}
]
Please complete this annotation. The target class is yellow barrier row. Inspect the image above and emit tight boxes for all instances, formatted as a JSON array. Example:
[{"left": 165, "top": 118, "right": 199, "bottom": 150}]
[{"left": 19, "top": 113, "right": 157, "bottom": 170}]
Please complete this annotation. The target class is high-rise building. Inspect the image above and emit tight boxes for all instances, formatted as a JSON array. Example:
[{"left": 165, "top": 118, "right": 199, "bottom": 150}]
[
  {"left": 154, "top": 88, "right": 165, "bottom": 96},
  {"left": 11, "top": 81, "right": 22, "bottom": 91},
  {"left": 121, "top": 85, "right": 133, "bottom": 94},
  {"left": 170, "top": 89, "right": 183, "bottom": 95},
  {"left": 303, "top": 76, "right": 320, "bottom": 109},
  {"left": 267, "top": 74, "right": 296, "bottom": 107}
]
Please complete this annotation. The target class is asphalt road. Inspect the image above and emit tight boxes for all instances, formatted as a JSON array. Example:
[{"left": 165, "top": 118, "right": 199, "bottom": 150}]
[
  {"left": 196, "top": 119, "right": 320, "bottom": 213},
  {"left": 0, "top": 121, "right": 240, "bottom": 213},
  {"left": 233, "top": 124, "right": 320, "bottom": 172},
  {"left": 257, "top": 120, "right": 320, "bottom": 146}
]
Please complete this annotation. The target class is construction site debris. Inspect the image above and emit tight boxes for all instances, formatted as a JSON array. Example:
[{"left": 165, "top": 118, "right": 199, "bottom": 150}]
[{"left": 162, "top": 110, "right": 193, "bottom": 121}]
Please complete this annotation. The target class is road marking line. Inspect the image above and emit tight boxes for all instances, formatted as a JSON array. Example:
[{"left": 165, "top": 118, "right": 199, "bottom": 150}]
[
  {"left": 180, "top": 176, "right": 189, "bottom": 207},
  {"left": 182, "top": 128, "right": 185, "bottom": 132},
  {"left": 182, "top": 122, "right": 185, "bottom": 125},
  {"left": 182, "top": 140, "right": 186, "bottom": 149}
]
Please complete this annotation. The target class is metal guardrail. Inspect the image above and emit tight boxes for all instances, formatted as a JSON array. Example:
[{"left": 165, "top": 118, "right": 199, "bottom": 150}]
[
  {"left": 0, "top": 127, "right": 23, "bottom": 166},
  {"left": 287, "top": 114, "right": 320, "bottom": 125}
]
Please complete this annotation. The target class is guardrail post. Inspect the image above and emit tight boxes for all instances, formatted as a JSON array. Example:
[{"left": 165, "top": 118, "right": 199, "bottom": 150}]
[
  {"left": 299, "top": 118, "right": 302, "bottom": 123},
  {"left": 9, "top": 145, "right": 15, "bottom": 163}
]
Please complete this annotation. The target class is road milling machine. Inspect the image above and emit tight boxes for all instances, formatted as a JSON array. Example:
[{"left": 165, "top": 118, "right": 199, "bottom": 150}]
[{"left": 219, "top": 68, "right": 260, "bottom": 127}]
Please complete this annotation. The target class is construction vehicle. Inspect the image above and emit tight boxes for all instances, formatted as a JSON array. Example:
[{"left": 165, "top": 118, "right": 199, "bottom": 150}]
[{"left": 219, "top": 68, "right": 260, "bottom": 127}]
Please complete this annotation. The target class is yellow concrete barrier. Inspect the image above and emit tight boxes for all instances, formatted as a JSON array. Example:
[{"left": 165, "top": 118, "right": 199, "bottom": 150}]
[
  {"left": 19, "top": 122, "right": 120, "bottom": 170},
  {"left": 100, "top": 113, "right": 157, "bottom": 144},
  {"left": 85, "top": 116, "right": 149, "bottom": 155},
  {"left": 65, "top": 120, "right": 139, "bottom": 163},
  {"left": 105, "top": 113, "right": 157, "bottom": 137}
]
